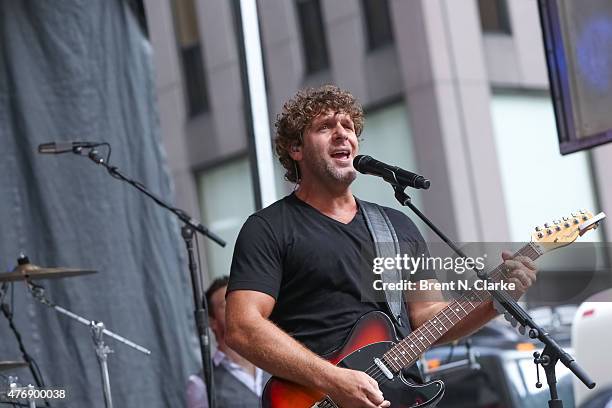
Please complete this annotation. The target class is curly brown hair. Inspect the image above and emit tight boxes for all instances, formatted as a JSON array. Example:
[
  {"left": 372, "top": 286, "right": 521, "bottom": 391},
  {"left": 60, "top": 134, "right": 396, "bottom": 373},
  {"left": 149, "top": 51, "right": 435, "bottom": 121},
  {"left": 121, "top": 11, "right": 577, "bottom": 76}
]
[{"left": 274, "top": 85, "right": 364, "bottom": 183}]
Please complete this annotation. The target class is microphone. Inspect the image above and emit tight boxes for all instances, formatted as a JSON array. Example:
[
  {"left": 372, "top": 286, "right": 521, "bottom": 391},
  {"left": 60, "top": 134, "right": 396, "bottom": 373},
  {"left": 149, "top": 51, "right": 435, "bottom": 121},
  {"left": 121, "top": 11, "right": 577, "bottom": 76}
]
[
  {"left": 38, "top": 141, "right": 100, "bottom": 154},
  {"left": 353, "top": 155, "right": 430, "bottom": 189}
]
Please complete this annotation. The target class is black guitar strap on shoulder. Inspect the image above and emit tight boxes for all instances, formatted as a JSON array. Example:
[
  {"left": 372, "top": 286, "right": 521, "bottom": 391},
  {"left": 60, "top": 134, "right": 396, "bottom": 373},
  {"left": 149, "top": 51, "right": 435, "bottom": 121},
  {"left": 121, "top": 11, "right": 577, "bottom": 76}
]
[{"left": 359, "top": 199, "right": 412, "bottom": 338}]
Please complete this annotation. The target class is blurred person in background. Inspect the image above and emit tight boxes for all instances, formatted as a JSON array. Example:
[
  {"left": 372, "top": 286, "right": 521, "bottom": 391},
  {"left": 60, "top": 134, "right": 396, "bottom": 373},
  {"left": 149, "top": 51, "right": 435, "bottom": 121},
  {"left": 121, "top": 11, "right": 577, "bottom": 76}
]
[{"left": 186, "top": 276, "right": 270, "bottom": 408}]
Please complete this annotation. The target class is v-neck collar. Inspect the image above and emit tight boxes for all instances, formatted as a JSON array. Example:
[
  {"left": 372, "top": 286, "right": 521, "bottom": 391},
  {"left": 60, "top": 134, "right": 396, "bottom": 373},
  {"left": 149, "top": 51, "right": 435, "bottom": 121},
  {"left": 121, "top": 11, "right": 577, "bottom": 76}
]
[{"left": 289, "top": 192, "right": 361, "bottom": 226}]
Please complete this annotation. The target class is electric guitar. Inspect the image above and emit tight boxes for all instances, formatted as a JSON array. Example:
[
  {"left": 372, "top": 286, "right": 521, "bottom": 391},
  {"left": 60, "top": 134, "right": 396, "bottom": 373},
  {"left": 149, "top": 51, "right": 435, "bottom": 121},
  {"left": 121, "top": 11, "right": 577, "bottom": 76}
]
[{"left": 262, "top": 210, "right": 606, "bottom": 408}]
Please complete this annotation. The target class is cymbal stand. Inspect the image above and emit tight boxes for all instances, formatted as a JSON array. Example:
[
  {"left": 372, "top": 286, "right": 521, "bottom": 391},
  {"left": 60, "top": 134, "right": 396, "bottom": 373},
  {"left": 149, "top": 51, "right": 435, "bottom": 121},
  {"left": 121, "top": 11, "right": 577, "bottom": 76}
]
[
  {"left": 0, "top": 279, "right": 49, "bottom": 407},
  {"left": 28, "top": 282, "right": 151, "bottom": 408},
  {"left": 92, "top": 322, "right": 113, "bottom": 408}
]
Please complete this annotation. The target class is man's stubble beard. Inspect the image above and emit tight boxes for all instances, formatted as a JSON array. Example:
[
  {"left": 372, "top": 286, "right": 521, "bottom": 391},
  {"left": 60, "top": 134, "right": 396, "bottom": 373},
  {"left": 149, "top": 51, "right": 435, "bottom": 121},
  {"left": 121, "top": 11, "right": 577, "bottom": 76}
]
[{"left": 303, "top": 147, "right": 357, "bottom": 187}]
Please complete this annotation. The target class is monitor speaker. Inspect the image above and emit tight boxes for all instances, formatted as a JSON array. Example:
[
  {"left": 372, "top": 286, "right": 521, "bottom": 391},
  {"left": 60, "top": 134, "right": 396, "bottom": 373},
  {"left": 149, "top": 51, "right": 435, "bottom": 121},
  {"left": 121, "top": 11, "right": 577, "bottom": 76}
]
[{"left": 539, "top": 0, "right": 612, "bottom": 154}]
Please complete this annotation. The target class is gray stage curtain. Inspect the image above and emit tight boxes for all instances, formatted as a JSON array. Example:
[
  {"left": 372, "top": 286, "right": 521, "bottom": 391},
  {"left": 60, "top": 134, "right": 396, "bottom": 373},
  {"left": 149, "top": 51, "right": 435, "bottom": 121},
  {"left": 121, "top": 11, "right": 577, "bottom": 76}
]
[{"left": 0, "top": 1, "right": 199, "bottom": 406}]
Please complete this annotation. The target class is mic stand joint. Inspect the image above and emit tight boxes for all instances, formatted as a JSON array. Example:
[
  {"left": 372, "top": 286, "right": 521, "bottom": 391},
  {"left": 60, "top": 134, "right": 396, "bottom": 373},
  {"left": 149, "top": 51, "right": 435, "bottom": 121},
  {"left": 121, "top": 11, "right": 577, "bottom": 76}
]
[{"left": 533, "top": 345, "right": 563, "bottom": 408}]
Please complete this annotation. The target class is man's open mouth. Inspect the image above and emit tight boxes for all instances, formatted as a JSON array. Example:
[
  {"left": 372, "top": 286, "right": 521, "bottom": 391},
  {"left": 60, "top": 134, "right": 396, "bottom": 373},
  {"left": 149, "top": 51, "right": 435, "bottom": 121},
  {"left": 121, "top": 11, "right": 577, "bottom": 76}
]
[{"left": 330, "top": 150, "right": 350, "bottom": 160}]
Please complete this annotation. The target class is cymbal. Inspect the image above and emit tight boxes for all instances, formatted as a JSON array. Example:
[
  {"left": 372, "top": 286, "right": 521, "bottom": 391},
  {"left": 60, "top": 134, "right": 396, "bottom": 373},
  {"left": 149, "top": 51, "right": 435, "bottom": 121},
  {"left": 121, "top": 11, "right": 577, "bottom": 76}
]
[
  {"left": 0, "top": 263, "right": 97, "bottom": 283},
  {"left": 0, "top": 361, "right": 28, "bottom": 371}
]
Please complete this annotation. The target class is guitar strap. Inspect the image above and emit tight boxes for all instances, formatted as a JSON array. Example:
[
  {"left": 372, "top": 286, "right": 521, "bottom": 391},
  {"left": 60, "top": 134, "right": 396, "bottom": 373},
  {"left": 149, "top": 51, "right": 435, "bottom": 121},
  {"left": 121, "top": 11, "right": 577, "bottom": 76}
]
[{"left": 359, "top": 199, "right": 412, "bottom": 339}]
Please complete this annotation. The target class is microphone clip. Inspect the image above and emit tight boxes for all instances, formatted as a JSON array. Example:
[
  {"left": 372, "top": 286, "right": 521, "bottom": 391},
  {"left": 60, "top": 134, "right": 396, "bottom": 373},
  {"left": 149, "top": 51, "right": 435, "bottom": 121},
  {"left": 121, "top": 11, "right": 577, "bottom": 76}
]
[
  {"left": 87, "top": 149, "right": 105, "bottom": 164},
  {"left": 38, "top": 141, "right": 104, "bottom": 155}
]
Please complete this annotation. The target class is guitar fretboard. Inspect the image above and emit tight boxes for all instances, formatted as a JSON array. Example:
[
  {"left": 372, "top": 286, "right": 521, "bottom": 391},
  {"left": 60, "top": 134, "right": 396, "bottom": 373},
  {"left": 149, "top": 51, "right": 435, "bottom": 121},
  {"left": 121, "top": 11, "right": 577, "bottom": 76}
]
[{"left": 381, "top": 242, "right": 542, "bottom": 373}]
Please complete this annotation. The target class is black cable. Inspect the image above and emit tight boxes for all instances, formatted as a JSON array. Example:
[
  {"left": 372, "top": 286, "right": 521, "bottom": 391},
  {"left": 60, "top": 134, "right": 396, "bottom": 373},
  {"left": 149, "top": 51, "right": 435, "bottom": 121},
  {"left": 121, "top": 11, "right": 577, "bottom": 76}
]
[
  {"left": 29, "top": 359, "right": 45, "bottom": 389},
  {"left": 0, "top": 284, "right": 50, "bottom": 408},
  {"left": 0, "top": 301, "right": 50, "bottom": 407}
]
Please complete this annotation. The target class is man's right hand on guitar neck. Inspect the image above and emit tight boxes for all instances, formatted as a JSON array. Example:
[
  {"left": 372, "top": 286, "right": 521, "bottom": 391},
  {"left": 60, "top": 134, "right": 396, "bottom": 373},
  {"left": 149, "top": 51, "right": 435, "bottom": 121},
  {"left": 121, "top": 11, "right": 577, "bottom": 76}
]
[{"left": 323, "top": 366, "right": 391, "bottom": 408}]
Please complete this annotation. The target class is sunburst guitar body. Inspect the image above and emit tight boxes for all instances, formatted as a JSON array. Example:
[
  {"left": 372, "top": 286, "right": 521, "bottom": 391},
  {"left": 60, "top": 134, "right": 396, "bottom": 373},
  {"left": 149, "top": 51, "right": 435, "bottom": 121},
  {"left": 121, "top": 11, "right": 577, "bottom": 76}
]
[
  {"left": 262, "top": 210, "right": 605, "bottom": 408},
  {"left": 263, "top": 311, "right": 444, "bottom": 408}
]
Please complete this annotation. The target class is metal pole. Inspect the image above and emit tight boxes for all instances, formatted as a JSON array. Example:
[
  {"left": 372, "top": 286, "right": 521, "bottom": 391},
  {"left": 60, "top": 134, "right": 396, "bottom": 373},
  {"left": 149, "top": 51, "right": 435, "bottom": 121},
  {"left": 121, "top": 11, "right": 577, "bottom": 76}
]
[
  {"left": 92, "top": 322, "right": 114, "bottom": 408},
  {"left": 236, "top": 0, "right": 277, "bottom": 209}
]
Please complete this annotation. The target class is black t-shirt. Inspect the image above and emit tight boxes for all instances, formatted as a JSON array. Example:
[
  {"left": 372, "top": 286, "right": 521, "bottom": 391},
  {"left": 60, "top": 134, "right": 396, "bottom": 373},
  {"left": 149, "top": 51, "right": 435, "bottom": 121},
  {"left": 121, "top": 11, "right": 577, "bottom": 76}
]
[{"left": 228, "top": 193, "right": 434, "bottom": 355}]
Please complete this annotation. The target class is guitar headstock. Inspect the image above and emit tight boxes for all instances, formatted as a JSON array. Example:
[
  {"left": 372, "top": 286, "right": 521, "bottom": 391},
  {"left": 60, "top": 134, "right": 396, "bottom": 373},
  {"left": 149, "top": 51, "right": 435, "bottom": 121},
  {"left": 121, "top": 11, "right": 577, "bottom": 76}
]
[{"left": 531, "top": 210, "right": 606, "bottom": 254}]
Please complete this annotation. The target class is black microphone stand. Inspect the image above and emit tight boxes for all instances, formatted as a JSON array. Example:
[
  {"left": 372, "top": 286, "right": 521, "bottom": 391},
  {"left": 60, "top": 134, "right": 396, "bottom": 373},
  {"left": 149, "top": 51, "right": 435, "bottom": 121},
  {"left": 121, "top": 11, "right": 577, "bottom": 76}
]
[
  {"left": 75, "top": 146, "right": 224, "bottom": 408},
  {"left": 392, "top": 185, "right": 595, "bottom": 407}
]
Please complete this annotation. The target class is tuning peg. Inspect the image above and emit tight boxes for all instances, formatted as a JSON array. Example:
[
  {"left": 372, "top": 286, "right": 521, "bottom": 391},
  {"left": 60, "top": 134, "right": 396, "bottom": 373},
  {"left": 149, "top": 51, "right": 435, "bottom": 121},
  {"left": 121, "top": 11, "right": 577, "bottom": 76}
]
[
  {"left": 547, "top": 229, "right": 552, "bottom": 235},
  {"left": 580, "top": 209, "right": 585, "bottom": 214},
  {"left": 555, "top": 226, "right": 561, "bottom": 231},
  {"left": 582, "top": 215, "right": 588, "bottom": 221},
  {"left": 544, "top": 223, "right": 550, "bottom": 228},
  {"left": 571, "top": 212, "right": 578, "bottom": 217},
  {"left": 535, "top": 226, "right": 541, "bottom": 232},
  {"left": 563, "top": 216, "right": 569, "bottom": 221},
  {"left": 564, "top": 222, "right": 570, "bottom": 228},
  {"left": 537, "top": 232, "right": 543, "bottom": 238},
  {"left": 553, "top": 219, "right": 560, "bottom": 224},
  {"left": 574, "top": 219, "right": 579, "bottom": 224}
]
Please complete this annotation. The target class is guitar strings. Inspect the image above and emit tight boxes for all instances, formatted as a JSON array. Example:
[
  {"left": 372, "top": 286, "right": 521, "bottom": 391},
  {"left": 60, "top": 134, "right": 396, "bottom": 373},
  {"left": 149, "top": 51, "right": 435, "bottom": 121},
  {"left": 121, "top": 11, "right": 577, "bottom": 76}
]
[
  {"left": 318, "top": 248, "right": 534, "bottom": 406},
  {"left": 366, "top": 261, "right": 520, "bottom": 387}
]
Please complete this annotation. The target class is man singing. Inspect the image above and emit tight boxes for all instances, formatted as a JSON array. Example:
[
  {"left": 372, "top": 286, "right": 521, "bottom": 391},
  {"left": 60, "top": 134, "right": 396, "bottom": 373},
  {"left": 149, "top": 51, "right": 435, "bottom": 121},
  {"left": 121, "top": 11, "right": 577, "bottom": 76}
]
[{"left": 225, "top": 85, "right": 536, "bottom": 407}]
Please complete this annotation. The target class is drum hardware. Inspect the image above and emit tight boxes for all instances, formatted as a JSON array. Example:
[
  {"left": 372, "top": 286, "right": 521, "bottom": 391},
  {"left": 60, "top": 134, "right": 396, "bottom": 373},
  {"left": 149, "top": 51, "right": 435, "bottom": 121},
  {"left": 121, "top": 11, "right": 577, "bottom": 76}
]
[
  {"left": 63, "top": 141, "right": 225, "bottom": 408},
  {"left": 3, "top": 255, "right": 150, "bottom": 408},
  {"left": 0, "top": 376, "right": 37, "bottom": 408},
  {"left": 0, "top": 361, "right": 28, "bottom": 372},
  {"left": 0, "top": 261, "right": 97, "bottom": 283},
  {"left": 1, "top": 256, "right": 50, "bottom": 407},
  {"left": 28, "top": 280, "right": 151, "bottom": 408}
]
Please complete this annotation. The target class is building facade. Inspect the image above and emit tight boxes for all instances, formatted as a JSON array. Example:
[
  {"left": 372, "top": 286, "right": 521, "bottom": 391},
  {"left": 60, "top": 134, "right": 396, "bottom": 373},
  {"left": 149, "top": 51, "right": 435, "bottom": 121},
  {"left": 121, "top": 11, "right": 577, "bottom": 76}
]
[{"left": 142, "top": 0, "right": 612, "bottom": 302}]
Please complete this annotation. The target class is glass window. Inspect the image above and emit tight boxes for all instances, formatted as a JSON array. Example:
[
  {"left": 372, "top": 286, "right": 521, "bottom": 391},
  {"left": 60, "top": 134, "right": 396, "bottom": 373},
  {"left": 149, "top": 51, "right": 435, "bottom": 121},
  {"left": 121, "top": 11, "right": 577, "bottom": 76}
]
[
  {"left": 478, "top": 0, "right": 512, "bottom": 34},
  {"left": 198, "top": 158, "right": 255, "bottom": 280},
  {"left": 273, "top": 152, "right": 294, "bottom": 197},
  {"left": 361, "top": 0, "right": 394, "bottom": 50},
  {"left": 351, "top": 102, "right": 425, "bottom": 230},
  {"left": 173, "top": 0, "right": 209, "bottom": 116},
  {"left": 490, "top": 93, "right": 601, "bottom": 243},
  {"left": 296, "top": 0, "right": 330, "bottom": 74},
  {"left": 490, "top": 93, "right": 605, "bottom": 280}
]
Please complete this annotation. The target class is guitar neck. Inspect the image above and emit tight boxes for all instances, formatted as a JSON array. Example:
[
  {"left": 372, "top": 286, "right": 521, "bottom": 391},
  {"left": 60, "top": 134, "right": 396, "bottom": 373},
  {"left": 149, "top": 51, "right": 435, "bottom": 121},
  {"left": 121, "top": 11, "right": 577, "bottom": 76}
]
[{"left": 381, "top": 242, "right": 542, "bottom": 373}]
